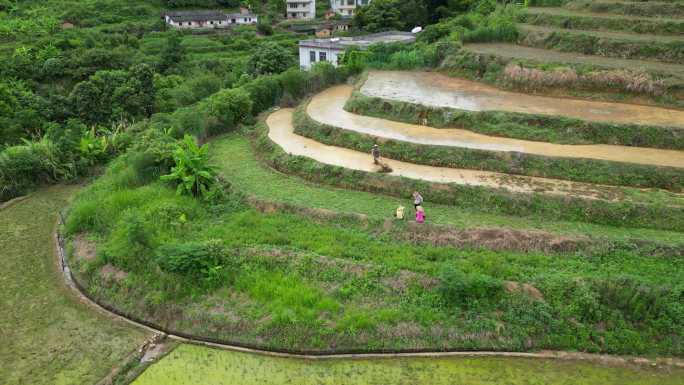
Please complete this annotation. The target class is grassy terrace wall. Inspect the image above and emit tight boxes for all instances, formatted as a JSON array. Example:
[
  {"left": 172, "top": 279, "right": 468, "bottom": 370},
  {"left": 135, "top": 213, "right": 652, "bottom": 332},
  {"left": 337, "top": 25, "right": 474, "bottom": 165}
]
[
  {"left": 301, "top": 103, "right": 684, "bottom": 192},
  {"left": 518, "top": 28, "right": 684, "bottom": 65},
  {"left": 345, "top": 91, "right": 684, "bottom": 150},
  {"left": 565, "top": 0, "right": 684, "bottom": 18},
  {"left": 257, "top": 115, "right": 684, "bottom": 232},
  {"left": 441, "top": 49, "right": 684, "bottom": 109},
  {"left": 519, "top": 10, "right": 684, "bottom": 36}
]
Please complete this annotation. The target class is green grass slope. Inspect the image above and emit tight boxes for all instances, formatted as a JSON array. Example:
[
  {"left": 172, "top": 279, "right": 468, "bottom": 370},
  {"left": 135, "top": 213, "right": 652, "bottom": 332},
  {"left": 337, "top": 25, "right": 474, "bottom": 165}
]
[{"left": 210, "top": 134, "right": 684, "bottom": 245}]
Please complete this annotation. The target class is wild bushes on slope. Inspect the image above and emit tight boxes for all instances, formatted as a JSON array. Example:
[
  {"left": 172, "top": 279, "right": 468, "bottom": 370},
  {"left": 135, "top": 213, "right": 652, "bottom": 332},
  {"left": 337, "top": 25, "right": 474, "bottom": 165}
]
[{"left": 65, "top": 144, "right": 684, "bottom": 354}]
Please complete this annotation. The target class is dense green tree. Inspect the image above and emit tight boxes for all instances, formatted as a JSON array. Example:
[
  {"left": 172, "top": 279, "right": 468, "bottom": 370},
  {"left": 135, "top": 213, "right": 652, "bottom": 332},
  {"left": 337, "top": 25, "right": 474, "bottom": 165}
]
[
  {"left": 257, "top": 17, "right": 274, "bottom": 36},
  {"left": 398, "top": 0, "right": 430, "bottom": 29},
  {"left": 69, "top": 64, "right": 156, "bottom": 125},
  {"left": 159, "top": 33, "right": 185, "bottom": 74},
  {"left": 353, "top": 0, "right": 404, "bottom": 32},
  {"left": 204, "top": 87, "right": 253, "bottom": 130},
  {"left": 247, "top": 42, "right": 295, "bottom": 76},
  {"left": 0, "top": 81, "right": 49, "bottom": 146}
]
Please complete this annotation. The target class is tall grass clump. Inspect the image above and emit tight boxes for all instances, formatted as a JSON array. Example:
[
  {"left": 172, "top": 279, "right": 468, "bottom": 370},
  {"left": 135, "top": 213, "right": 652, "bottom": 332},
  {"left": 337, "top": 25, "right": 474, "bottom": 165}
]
[
  {"left": 503, "top": 64, "right": 667, "bottom": 96},
  {"left": 0, "top": 138, "right": 66, "bottom": 201}
]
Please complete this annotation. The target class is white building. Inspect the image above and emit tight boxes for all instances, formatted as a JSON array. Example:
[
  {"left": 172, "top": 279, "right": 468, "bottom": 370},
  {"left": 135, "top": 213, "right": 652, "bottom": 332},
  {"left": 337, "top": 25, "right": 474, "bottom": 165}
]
[
  {"left": 331, "top": 0, "right": 370, "bottom": 16},
  {"left": 287, "top": 0, "right": 316, "bottom": 20},
  {"left": 164, "top": 10, "right": 257, "bottom": 29},
  {"left": 299, "top": 31, "right": 416, "bottom": 69},
  {"left": 226, "top": 12, "right": 258, "bottom": 25}
]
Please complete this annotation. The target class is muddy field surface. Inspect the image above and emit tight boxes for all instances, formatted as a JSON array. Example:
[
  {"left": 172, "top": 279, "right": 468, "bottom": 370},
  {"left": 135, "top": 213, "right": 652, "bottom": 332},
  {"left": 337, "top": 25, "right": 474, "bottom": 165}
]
[
  {"left": 360, "top": 71, "right": 684, "bottom": 128},
  {"left": 312, "top": 81, "right": 684, "bottom": 168},
  {"left": 268, "top": 108, "right": 681, "bottom": 200}
]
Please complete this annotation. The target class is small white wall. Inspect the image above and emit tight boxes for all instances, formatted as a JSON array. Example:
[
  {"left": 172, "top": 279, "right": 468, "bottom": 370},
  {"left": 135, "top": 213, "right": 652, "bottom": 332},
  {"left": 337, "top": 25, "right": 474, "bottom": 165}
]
[
  {"left": 299, "top": 46, "right": 343, "bottom": 70},
  {"left": 287, "top": 0, "right": 315, "bottom": 19}
]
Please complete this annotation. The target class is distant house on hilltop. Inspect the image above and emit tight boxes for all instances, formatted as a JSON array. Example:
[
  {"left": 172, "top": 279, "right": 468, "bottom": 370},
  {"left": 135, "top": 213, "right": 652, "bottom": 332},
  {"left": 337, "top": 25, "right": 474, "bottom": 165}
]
[
  {"left": 164, "top": 9, "right": 257, "bottom": 29},
  {"left": 299, "top": 31, "right": 416, "bottom": 69}
]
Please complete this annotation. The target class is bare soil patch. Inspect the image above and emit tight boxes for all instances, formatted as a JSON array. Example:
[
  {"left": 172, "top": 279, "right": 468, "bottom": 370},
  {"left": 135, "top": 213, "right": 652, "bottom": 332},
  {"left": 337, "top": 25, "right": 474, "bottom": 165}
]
[
  {"left": 100, "top": 264, "right": 129, "bottom": 283},
  {"left": 73, "top": 234, "right": 97, "bottom": 262},
  {"left": 399, "top": 223, "right": 588, "bottom": 254}
]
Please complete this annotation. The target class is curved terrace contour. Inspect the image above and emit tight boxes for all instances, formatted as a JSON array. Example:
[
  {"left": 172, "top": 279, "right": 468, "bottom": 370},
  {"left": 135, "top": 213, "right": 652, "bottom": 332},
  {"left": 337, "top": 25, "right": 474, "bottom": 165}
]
[
  {"left": 306, "top": 81, "right": 684, "bottom": 169},
  {"left": 267, "top": 107, "right": 673, "bottom": 200}
]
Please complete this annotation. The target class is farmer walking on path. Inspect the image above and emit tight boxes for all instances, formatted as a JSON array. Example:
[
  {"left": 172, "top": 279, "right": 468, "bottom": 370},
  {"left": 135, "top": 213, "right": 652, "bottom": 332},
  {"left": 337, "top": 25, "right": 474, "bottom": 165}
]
[
  {"left": 371, "top": 144, "right": 380, "bottom": 165},
  {"left": 413, "top": 191, "right": 423, "bottom": 210}
]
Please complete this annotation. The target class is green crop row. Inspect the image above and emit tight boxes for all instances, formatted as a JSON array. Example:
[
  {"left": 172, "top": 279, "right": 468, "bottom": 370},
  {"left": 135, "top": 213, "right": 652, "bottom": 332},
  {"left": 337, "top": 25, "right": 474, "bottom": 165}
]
[
  {"left": 258, "top": 114, "right": 684, "bottom": 232},
  {"left": 519, "top": 28, "right": 684, "bottom": 65},
  {"left": 519, "top": 10, "right": 684, "bottom": 36},
  {"left": 565, "top": 0, "right": 684, "bottom": 18}
]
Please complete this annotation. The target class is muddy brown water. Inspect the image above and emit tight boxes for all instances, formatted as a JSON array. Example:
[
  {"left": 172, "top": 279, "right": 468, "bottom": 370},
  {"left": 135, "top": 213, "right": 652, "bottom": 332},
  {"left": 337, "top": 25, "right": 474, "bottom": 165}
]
[
  {"left": 268, "top": 108, "right": 654, "bottom": 199},
  {"left": 361, "top": 70, "right": 684, "bottom": 128},
  {"left": 307, "top": 77, "right": 684, "bottom": 169}
]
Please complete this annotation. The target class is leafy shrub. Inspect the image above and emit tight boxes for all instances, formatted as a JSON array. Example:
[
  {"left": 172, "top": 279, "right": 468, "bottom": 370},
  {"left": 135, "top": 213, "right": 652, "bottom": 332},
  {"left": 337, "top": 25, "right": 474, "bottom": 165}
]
[
  {"left": 241, "top": 75, "right": 283, "bottom": 114},
  {"left": 204, "top": 87, "right": 253, "bottom": 134},
  {"left": 438, "top": 267, "right": 503, "bottom": 307},
  {"left": 279, "top": 69, "right": 309, "bottom": 103},
  {"left": 247, "top": 42, "right": 296, "bottom": 76},
  {"left": 103, "top": 209, "right": 156, "bottom": 270},
  {"left": 156, "top": 240, "right": 226, "bottom": 276},
  {"left": 161, "top": 135, "right": 217, "bottom": 199},
  {"left": 0, "top": 138, "right": 66, "bottom": 201}
]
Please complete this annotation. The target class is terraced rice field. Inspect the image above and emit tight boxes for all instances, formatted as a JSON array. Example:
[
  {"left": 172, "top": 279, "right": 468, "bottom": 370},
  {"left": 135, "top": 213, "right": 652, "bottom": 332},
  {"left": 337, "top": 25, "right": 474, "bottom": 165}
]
[
  {"left": 470, "top": 0, "right": 684, "bottom": 79},
  {"left": 132, "top": 344, "right": 684, "bottom": 385},
  {"left": 464, "top": 43, "right": 684, "bottom": 78},
  {"left": 0, "top": 187, "right": 148, "bottom": 385}
]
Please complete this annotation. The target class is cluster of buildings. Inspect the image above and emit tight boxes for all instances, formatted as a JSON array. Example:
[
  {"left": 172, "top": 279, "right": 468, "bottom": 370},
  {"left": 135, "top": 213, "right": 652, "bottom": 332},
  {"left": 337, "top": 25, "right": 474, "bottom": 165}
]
[
  {"left": 163, "top": 3, "right": 418, "bottom": 72},
  {"left": 163, "top": 0, "right": 372, "bottom": 28}
]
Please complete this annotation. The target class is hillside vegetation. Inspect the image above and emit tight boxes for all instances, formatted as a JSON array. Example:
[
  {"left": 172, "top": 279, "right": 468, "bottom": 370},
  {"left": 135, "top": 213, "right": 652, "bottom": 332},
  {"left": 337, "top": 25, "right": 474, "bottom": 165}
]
[{"left": 2, "top": 0, "right": 684, "bottom": 383}]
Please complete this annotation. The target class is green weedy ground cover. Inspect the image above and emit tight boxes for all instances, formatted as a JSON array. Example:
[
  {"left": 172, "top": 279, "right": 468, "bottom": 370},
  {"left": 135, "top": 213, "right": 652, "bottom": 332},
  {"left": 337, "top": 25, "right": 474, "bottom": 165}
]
[
  {"left": 0, "top": 186, "right": 147, "bottom": 385},
  {"left": 565, "top": 0, "right": 684, "bottom": 19},
  {"left": 133, "top": 344, "right": 684, "bottom": 385},
  {"left": 61, "top": 133, "right": 684, "bottom": 356}
]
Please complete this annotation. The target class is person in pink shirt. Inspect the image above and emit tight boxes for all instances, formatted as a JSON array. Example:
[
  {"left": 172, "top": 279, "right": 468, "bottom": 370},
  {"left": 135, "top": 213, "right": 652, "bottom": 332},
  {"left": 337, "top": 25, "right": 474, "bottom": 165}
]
[{"left": 415, "top": 205, "right": 425, "bottom": 223}]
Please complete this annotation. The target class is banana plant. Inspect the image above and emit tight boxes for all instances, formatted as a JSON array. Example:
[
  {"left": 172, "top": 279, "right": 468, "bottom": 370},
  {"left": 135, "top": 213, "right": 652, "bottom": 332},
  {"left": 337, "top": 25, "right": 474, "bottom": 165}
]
[{"left": 160, "top": 135, "right": 217, "bottom": 199}]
